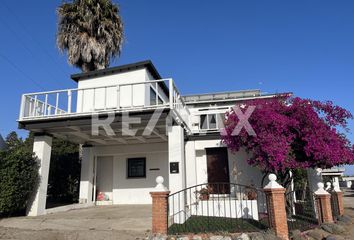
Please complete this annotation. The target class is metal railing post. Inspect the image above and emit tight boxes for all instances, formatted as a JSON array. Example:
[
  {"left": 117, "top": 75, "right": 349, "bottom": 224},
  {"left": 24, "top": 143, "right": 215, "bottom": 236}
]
[
  {"left": 55, "top": 93, "right": 59, "bottom": 115},
  {"left": 19, "top": 95, "right": 26, "bottom": 120},
  {"left": 116, "top": 85, "right": 120, "bottom": 108},
  {"left": 68, "top": 90, "right": 72, "bottom": 113},
  {"left": 169, "top": 79, "right": 174, "bottom": 109},
  {"left": 44, "top": 94, "right": 48, "bottom": 116}
]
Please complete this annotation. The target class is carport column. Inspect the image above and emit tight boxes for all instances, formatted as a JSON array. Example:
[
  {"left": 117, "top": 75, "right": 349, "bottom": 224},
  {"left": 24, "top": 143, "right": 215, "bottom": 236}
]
[
  {"left": 264, "top": 174, "right": 289, "bottom": 240},
  {"left": 315, "top": 182, "right": 334, "bottom": 223},
  {"left": 79, "top": 145, "right": 95, "bottom": 204},
  {"left": 150, "top": 177, "right": 170, "bottom": 235},
  {"left": 27, "top": 134, "right": 52, "bottom": 216},
  {"left": 168, "top": 125, "right": 186, "bottom": 224},
  {"left": 168, "top": 125, "right": 185, "bottom": 193},
  {"left": 333, "top": 182, "right": 345, "bottom": 216}
]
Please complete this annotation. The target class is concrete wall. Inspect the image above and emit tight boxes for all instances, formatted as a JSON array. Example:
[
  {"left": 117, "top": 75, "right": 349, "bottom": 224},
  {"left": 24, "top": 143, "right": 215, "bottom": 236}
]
[{"left": 93, "top": 143, "right": 168, "bottom": 204}]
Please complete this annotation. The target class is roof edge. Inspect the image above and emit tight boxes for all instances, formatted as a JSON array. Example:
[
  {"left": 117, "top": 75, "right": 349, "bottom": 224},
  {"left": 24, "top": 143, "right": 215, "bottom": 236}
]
[{"left": 70, "top": 60, "right": 162, "bottom": 82}]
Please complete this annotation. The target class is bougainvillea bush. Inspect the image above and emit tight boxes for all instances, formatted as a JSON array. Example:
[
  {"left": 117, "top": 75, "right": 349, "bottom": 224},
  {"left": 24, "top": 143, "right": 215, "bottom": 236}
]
[{"left": 221, "top": 95, "right": 354, "bottom": 174}]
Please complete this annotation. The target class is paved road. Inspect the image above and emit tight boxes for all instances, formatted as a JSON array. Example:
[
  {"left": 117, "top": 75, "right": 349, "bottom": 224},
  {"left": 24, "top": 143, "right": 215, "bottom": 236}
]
[
  {"left": 0, "top": 205, "right": 152, "bottom": 240},
  {"left": 343, "top": 188, "right": 354, "bottom": 238}
]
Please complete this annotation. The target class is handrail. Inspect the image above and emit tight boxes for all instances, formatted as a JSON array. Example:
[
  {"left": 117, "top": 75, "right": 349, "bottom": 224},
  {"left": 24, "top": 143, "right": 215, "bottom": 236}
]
[
  {"left": 19, "top": 78, "right": 191, "bottom": 129},
  {"left": 168, "top": 182, "right": 263, "bottom": 198},
  {"left": 22, "top": 79, "right": 171, "bottom": 96}
]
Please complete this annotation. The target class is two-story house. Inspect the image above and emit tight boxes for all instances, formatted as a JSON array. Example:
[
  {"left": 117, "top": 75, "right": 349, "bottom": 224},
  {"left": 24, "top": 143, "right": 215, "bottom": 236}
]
[{"left": 18, "top": 60, "right": 280, "bottom": 216}]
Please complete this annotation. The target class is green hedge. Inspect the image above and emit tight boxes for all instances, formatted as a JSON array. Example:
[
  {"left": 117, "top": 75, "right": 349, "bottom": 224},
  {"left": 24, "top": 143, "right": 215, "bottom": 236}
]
[{"left": 0, "top": 132, "right": 39, "bottom": 216}]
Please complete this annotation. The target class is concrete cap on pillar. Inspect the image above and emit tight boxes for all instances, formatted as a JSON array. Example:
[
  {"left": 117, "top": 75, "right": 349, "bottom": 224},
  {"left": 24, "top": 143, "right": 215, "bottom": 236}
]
[
  {"left": 315, "top": 182, "right": 330, "bottom": 195},
  {"left": 153, "top": 176, "right": 168, "bottom": 192},
  {"left": 264, "top": 174, "right": 283, "bottom": 189}
]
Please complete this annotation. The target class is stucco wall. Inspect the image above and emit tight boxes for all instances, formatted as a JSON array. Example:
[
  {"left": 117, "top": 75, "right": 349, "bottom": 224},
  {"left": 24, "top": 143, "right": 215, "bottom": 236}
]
[
  {"left": 75, "top": 68, "right": 168, "bottom": 112},
  {"left": 185, "top": 139, "right": 264, "bottom": 188},
  {"left": 93, "top": 143, "right": 168, "bottom": 204}
]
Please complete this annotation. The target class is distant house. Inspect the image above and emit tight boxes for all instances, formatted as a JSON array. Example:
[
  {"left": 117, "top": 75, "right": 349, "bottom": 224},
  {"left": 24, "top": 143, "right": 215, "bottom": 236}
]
[{"left": 0, "top": 134, "right": 5, "bottom": 150}]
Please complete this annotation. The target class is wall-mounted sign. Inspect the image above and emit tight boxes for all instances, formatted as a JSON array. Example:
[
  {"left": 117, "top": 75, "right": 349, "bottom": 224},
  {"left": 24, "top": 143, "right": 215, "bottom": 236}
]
[
  {"left": 170, "top": 162, "right": 179, "bottom": 174},
  {"left": 149, "top": 168, "right": 160, "bottom": 171}
]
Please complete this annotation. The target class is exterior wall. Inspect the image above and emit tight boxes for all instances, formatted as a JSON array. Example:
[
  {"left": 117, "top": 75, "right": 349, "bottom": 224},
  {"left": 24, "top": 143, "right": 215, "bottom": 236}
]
[
  {"left": 185, "top": 139, "right": 264, "bottom": 188},
  {"left": 92, "top": 143, "right": 168, "bottom": 204},
  {"left": 76, "top": 68, "right": 167, "bottom": 112},
  {"left": 79, "top": 147, "right": 95, "bottom": 203}
]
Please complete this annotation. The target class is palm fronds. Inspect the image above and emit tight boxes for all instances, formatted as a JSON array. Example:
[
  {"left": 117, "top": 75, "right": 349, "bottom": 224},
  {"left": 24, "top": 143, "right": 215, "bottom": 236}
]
[{"left": 57, "top": 0, "right": 124, "bottom": 72}]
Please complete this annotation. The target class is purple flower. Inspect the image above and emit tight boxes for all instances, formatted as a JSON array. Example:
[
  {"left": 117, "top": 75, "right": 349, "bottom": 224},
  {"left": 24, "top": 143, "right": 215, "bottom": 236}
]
[{"left": 221, "top": 95, "right": 354, "bottom": 173}]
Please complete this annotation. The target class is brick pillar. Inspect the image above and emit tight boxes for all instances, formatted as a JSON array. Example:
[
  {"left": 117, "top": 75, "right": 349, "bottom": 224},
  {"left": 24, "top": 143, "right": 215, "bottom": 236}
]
[
  {"left": 150, "top": 176, "right": 170, "bottom": 235},
  {"left": 315, "top": 182, "right": 333, "bottom": 224},
  {"left": 264, "top": 174, "right": 289, "bottom": 240},
  {"left": 333, "top": 182, "right": 345, "bottom": 216},
  {"left": 335, "top": 191, "right": 345, "bottom": 216}
]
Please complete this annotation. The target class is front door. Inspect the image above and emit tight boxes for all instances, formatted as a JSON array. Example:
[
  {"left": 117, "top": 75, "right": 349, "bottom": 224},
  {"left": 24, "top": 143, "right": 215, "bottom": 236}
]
[
  {"left": 95, "top": 156, "right": 113, "bottom": 202},
  {"left": 206, "top": 147, "right": 230, "bottom": 194}
]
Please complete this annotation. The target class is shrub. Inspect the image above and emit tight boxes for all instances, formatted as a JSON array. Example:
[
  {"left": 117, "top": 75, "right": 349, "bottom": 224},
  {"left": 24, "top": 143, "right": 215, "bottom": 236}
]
[
  {"left": 0, "top": 132, "right": 39, "bottom": 216},
  {"left": 47, "top": 138, "right": 80, "bottom": 204}
]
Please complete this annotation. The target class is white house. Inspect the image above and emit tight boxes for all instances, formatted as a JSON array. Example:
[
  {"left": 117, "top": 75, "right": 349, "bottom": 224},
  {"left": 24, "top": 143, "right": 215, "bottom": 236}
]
[{"left": 18, "top": 60, "right": 283, "bottom": 216}]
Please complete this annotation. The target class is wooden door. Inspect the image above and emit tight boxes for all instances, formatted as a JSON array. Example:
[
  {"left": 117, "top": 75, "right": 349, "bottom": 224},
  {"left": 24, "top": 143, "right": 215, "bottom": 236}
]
[{"left": 206, "top": 147, "right": 230, "bottom": 194}]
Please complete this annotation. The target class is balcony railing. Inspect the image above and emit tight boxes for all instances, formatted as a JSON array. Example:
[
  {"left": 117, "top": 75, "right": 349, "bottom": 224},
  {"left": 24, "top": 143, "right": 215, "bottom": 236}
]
[{"left": 19, "top": 79, "right": 190, "bottom": 129}]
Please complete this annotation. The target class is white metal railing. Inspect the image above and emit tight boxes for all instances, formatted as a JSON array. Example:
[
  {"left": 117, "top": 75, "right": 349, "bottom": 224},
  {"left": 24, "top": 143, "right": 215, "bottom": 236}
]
[{"left": 19, "top": 79, "right": 190, "bottom": 129}]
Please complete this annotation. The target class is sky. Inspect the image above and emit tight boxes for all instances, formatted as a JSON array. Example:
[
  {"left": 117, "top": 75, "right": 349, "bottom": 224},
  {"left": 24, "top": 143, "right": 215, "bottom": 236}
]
[{"left": 0, "top": 1, "right": 353, "bottom": 174}]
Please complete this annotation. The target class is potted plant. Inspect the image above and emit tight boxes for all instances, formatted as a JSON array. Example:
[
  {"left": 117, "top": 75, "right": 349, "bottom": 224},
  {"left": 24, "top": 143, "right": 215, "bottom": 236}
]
[
  {"left": 245, "top": 184, "right": 257, "bottom": 200},
  {"left": 198, "top": 187, "right": 210, "bottom": 200}
]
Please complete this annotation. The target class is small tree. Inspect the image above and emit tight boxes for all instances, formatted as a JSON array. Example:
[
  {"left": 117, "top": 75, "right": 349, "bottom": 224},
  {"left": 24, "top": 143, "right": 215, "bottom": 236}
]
[
  {"left": 0, "top": 132, "right": 39, "bottom": 216},
  {"left": 48, "top": 138, "right": 80, "bottom": 204},
  {"left": 221, "top": 96, "right": 354, "bottom": 187}
]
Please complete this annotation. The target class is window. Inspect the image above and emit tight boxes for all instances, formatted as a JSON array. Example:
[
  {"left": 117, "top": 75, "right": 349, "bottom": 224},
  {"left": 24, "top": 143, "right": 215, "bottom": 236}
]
[
  {"left": 150, "top": 87, "right": 157, "bottom": 105},
  {"left": 200, "top": 114, "right": 208, "bottom": 129},
  {"left": 158, "top": 96, "right": 164, "bottom": 104},
  {"left": 127, "top": 158, "right": 146, "bottom": 178},
  {"left": 209, "top": 114, "right": 217, "bottom": 129},
  {"left": 150, "top": 87, "right": 164, "bottom": 105},
  {"left": 200, "top": 114, "right": 223, "bottom": 130}
]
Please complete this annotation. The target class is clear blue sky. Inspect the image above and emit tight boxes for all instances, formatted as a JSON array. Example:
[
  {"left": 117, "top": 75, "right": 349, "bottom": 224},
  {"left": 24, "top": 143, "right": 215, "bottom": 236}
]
[{"left": 0, "top": 1, "right": 353, "bottom": 174}]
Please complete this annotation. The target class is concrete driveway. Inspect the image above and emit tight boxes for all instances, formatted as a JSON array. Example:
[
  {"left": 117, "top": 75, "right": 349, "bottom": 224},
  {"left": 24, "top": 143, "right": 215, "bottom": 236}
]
[{"left": 0, "top": 205, "right": 152, "bottom": 240}]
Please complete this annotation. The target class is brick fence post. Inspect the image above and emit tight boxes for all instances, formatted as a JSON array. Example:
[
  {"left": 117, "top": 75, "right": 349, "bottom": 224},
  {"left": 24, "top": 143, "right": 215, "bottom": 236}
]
[
  {"left": 333, "top": 182, "right": 345, "bottom": 216},
  {"left": 150, "top": 176, "right": 170, "bottom": 235},
  {"left": 315, "top": 182, "right": 333, "bottom": 224},
  {"left": 264, "top": 174, "right": 289, "bottom": 240}
]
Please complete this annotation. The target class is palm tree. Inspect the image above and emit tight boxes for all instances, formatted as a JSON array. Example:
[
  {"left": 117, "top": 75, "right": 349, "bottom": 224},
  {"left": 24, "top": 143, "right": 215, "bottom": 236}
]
[{"left": 57, "top": 0, "right": 124, "bottom": 72}]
